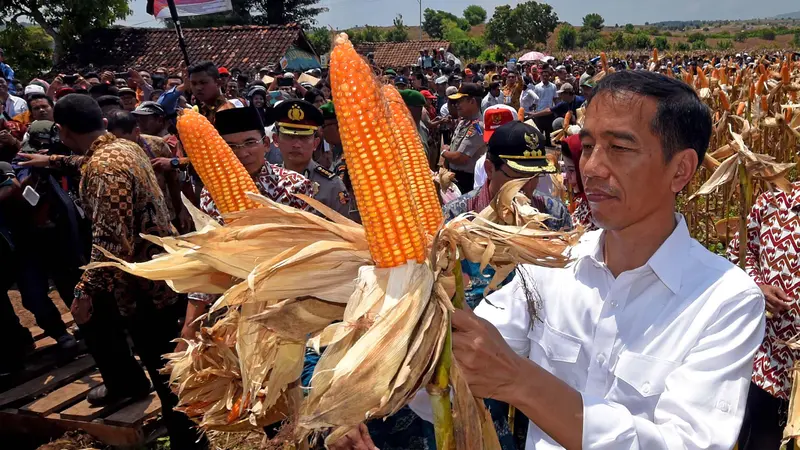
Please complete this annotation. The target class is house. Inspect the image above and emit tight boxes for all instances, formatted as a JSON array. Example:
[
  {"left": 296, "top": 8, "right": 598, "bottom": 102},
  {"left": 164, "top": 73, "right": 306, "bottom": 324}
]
[
  {"left": 354, "top": 40, "right": 451, "bottom": 68},
  {"left": 61, "top": 24, "right": 320, "bottom": 74}
]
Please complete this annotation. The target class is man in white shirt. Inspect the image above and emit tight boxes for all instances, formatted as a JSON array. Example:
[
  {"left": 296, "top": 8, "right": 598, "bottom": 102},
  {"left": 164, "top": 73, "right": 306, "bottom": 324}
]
[
  {"left": 532, "top": 65, "right": 557, "bottom": 146},
  {"left": 520, "top": 80, "right": 540, "bottom": 116},
  {"left": 481, "top": 82, "right": 506, "bottom": 112},
  {"left": 0, "top": 76, "right": 26, "bottom": 118},
  {"left": 332, "top": 71, "right": 765, "bottom": 450}
]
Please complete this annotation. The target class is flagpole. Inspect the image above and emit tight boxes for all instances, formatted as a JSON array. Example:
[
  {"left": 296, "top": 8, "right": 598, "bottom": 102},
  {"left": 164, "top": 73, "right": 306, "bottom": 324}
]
[{"left": 166, "top": 0, "right": 192, "bottom": 67}]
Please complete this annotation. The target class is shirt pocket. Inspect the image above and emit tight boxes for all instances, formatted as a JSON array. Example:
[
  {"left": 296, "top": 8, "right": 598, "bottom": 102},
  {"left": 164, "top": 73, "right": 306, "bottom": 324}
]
[
  {"left": 609, "top": 351, "right": 679, "bottom": 416},
  {"left": 528, "top": 320, "right": 584, "bottom": 388}
]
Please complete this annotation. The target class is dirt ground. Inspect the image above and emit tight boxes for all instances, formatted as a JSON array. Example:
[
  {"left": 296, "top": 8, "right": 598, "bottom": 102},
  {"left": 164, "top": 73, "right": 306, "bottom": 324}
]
[{"left": 8, "top": 289, "right": 69, "bottom": 329}]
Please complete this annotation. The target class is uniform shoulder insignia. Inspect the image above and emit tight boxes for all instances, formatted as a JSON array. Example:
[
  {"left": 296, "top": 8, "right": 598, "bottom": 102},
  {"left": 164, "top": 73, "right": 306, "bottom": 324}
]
[{"left": 315, "top": 166, "right": 336, "bottom": 179}]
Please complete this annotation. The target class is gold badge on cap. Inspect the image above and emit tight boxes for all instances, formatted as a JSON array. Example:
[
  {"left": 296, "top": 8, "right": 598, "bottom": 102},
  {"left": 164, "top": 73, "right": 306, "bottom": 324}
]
[
  {"left": 523, "top": 132, "right": 543, "bottom": 157},
  {"left": 288, "top": 104, "right": 305, "bottom": 121}
]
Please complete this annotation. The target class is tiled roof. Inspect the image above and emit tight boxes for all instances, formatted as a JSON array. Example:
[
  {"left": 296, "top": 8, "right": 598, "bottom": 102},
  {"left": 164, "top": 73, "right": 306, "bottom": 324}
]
[
  {"left": 355, "top": 40, "right": 450, "bottom": 68},
  {"left": 62, "top": 25, "right": 315, "bottom": 73}
]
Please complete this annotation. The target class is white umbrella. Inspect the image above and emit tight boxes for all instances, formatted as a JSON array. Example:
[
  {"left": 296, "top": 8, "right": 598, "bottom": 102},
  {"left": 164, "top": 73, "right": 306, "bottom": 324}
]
[{"left": 519, "top": 51, "right": 548, "bottom": 62}]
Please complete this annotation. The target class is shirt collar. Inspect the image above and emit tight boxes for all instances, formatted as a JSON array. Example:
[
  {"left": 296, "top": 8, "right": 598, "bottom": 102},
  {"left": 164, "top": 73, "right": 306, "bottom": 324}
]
[{"left": 580, "top": 214, "right": 689, "bottom": 294}]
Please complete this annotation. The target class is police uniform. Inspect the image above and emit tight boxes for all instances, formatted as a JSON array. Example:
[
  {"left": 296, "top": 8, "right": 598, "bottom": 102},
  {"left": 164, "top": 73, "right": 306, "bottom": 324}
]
[
  {"left": 445, "top": 83, "right": 488, "bottom": 194},
  {"left": 274, "top": 99, "right": 353, "bottom": 218}
]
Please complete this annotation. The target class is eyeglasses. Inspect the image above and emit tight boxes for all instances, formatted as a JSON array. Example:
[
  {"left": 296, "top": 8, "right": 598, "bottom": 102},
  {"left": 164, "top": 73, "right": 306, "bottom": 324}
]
[{"left": 228, "top": 135, "right": 267, "bottom": 150}]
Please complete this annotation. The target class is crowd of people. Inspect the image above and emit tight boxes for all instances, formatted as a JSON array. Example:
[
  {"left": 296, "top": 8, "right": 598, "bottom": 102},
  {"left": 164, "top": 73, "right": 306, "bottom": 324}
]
[{"left": 0, "top": 44, "right": 796, "bottom": 450}]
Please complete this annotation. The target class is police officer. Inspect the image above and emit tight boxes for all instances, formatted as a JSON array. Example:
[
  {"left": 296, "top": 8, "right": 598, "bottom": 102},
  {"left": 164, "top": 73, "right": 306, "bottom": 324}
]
[
  {"left": 272, "top": 99, "right": 352, "bottom": 217},
  {"left": 441, "top": 83, "right": 487, "bottom": 194}
]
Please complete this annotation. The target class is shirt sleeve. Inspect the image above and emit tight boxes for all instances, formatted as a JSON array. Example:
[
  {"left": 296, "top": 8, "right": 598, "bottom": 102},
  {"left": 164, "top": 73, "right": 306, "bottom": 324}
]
[
  {"left": 551, "top": 101, "right": 569, "bottom": 117},
  {"left": 581, "top": 288, "right": 765, "bottom": 450},
  {"left": 453, "top": 124, "right": 486, "bottom": 158},
  {"left": 75, "top": 161, "right": 136, "bottom": 298},
  {"left": 726, "top": 192, "right": 766, "bottom": 284}
]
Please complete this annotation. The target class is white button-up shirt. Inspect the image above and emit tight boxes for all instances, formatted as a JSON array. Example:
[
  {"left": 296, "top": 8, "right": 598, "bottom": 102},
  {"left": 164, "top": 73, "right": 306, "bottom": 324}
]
[
  {"left": 411, "top": 215, "right": 765, "bottom": 449},
  {"left": 4, "top": 94, "right": 27, "bottom": 118}
]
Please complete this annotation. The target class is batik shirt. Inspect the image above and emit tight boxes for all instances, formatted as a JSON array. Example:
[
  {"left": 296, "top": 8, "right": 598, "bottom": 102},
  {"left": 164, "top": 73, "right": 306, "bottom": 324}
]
[
  {"left": 728, "top": 182, "right": 800, "bottom": 400},
  {"left": 571, "top": 195, "right": 598, "bottom": 231},
  {"left": 73, "top": 133, "right": 178, "bottom": 317}
]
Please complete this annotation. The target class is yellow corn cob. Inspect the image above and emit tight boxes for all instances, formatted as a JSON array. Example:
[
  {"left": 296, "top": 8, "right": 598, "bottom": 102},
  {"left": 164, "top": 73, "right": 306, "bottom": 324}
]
[
  {"left": 177, "top": 109, "right": 261, "bottom": 214},
  {"left": 330, "top": 33, "right": 426, "bottom": 268},
  {"left": 381, "top": 84, "right": 443, "bottom": 237}
]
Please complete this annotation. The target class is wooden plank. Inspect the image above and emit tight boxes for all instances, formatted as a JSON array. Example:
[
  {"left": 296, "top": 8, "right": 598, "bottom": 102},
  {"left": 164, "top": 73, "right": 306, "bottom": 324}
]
[
  {"left": 19, "top": 372, "right": 102, "bottom": 417},
  {"left": 103, "top": 393, "right": 162, "bottom": 427},
  {"left": 0, "top": 409, "right": 144, "bottom": 447},
  {"left": 0, "top": 356, "right": 94, "bottom": 409},
  {"left": 30, "top": 312, "right": 75, "bottom": 341},
  {"left": 58, "top": 396, "right": 129, "bottom": 421}
]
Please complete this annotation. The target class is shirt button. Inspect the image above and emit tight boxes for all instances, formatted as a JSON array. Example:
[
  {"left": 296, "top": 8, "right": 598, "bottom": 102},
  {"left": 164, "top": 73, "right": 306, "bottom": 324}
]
[
  {"left": 642, "top": 382, "right": 651, "bottom": 394},
  {"left": 717, "top": 400, "right": 730, "bottom": 413},
  {"left": 596, "top": 354, "right": 606, "bottom": 366},
  {"left": 610, "top": 301, "right": 618, "bottom": 308}
]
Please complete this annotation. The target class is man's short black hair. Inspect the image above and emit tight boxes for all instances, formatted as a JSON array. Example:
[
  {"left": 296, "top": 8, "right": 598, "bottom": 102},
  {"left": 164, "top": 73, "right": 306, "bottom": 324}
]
[
  {"left": 96, "top": 95, "right": 123, "bottom": 109},
  {"left": 167, "top": 73, "right": 183, "bottom": 81},
  {"left": 54, "top": 94, "right": 104, "bottom": 134},
  {"left": 188, "top": 61, "right": 219, "bottom": 79},
  {"left": 106, "top": 109, "right": 138, "bottom": 134},
  {"left": 488, "top": 81, "right": 501, "bottom": 91},
  {"left": 591, "top": 70, "right": 712, "bottom": 165},
  {"left": 27, "top": 93, "right": 53, "bottom": 110}
]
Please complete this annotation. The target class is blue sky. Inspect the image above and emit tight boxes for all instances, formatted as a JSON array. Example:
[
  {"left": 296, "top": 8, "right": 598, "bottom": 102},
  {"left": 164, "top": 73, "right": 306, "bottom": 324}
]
[{"left": 121, "top": 0, "right": 798, "bottom": 29}]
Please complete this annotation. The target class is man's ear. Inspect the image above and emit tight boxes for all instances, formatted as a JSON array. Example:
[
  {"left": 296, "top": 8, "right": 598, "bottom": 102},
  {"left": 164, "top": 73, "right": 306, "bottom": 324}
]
[
  {"left": 483, "top": 158, "right": 495, "bottom": 180},
  {"left": 670, "top": 148, "right": 699, "bottom": 194}
]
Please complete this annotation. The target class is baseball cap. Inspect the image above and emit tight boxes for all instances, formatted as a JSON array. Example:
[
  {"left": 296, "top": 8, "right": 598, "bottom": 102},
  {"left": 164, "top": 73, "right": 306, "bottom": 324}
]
[
  {"left": 488, "top": 122, "right": 556, "bottom": 174},
  {"left": 218, "top": 67, "right": 230, "bottom": 76},
  {"left": 22, "top": 120, "right": 58, "bottom": 152},
  {"left": 131, "top": 101, "right": 165, "bottom": 116},
  {"left": 555, "top": 65, "right": 566, "bottom": 71},
  {"left": 483, "top": 105, "right": 517, "bottom": 143},
  {"left": 420, "top": 90, "right": 436, "bottom": 100},
  {"left": 445, "top": 86, "right": 458, "bottom": 96},
  {"left": 447, "top": 82, "right": 484, "bottom": 100},
  {"left": 400, "top": 89, "right": 426, "bottom": 107},
  {"left": 24, "top": 85, "right": 45, "bottom": 96},
  {"left": 384, "top": 69, "right": 397, "bottom": 76},
  {"left": 557, "top": 83, "right": 574, "bottom": 94},
  {"left": 394, "top": 76, "right": 409, "bottom": 86},
  {"left": 464, "top": 68, "right": 473, "bottom": 76},
  {"left": 435, "top": 76, "right": 448, "bottom": 85},
  {"left": 118, "top": 87, "right": 136, "bottom": 97}
]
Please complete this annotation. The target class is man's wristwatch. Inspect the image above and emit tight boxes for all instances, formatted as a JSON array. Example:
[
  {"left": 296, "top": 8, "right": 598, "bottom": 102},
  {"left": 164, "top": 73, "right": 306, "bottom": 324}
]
[{"left": 170, "top": 157, "right": 180, "bottom": 169}]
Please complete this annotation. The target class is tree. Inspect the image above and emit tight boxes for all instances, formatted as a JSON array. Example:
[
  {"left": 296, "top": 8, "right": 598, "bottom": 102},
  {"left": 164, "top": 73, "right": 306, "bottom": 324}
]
[
  {"left": 716, "top": 39, "right": 733, "bottom": 50},
  {"left": 760, "top": 28, "right": 776, "bottom": 40},
  {"left": 582, "top": 13, "right": 604, "bottom": 31},
  {"left": 608, "top": 31, "right": 624, "bottom": 49},
  {"left": 686, "top": 32, "right": 706, "bottom": 43},
  {"left": 463, "top": 5, "right": 487, "bottom": 26},
  {"left": 177, "top": 0, "right": 328, "bottom": 28},
  {"left": 307, "top": 27, "right": 332, "bottom": 55},
  {"left": 793, "top": 32, "right": 800, "bottom": 48},
  {"left": 0, "top": 25, "right": 52, "bottom": 81},
  {"left": 422, "top": 8, "right": 446, "bottom": 39},
  {"left": 624, "top": 23, "right": 635, "bottom": 33},
  {"left": 577, "top": 27, "right": 600, "bottom": 48},
  {"left": 486, "top": 1, "right": 558, "bottom": 51},
  {"left": 557, "top": 24, "right": 577, "bottom": 50},
  {"left": 0, "top": 0, "right": 130, "bottom": 64},
  {"left": 385, "top": 14, "right": 409, "bottom": 42},
  {"left": 653, "top": 36, "right": 669, "bottom": 51},
  {"left": 359, "top": 25, "right": 384, "bottom": 42}
]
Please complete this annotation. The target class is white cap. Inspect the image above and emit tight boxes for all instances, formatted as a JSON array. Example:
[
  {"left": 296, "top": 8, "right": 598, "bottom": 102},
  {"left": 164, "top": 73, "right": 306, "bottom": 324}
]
[
  {"left": 484, "top": 104, "right": 518, "bottom": 120},
  {"left": 435, "top": 76, "right": 448, "bottom": 84},
  {"left": 24, "top": 85, "right": 45, "bottom": 96},
  {"left": 283, "top": 72, "right": 295, "bottom": 79}
]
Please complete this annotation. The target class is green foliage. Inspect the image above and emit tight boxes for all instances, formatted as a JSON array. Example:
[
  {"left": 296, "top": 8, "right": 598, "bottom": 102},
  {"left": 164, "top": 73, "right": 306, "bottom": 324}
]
[
  {"left": 691, "top": 40, "right": 707, "bottom": 50},
  {"left": 608, "top": 31, "right": 624, "bottom": 49},
  {"left": 716, "top": 39, "right": 734, "bottom": 50},
  {"left": 663, "top": 31, "right": 673, "bottom": 37},
  {"left": 485, "top": 1, "right": 558, "bottom": 52},
  {"left": 734, "top": 31, "right": 747, "bottom": 42},
  {"left": 793, "top": 32, "right": 800, "bottom": 47},
  {"left": 577, "top": 27, "right": 600, "bottom": 48},
  {"left": 422, "top": 9, "right": 469, "bottom": 39},
  {"left": 385, "top": 14, "right": 409, "bottom": 42},
  {"left": 477, "top": 47, "right": 506, "bottom": 63},
  {"left": 653, "top": 36, "right": 669, "bottom": 51},
  {"left": 307, "top": 27, "right": 331, "bottom": 55},
  {"left": 557, "top": 24, "right": 577, "bottom": 50},
  {"left": 346, "top": 25, "right": 384, "bottom": 45},
  {"left": 0, "top": 25, "right": 52, "bottom": 81},
  {"left": 674, "top": 41, "right": 691, "bottom": 51},
  {"left": 584, "top": 38, "right": 607, "bottom": 51},
  {"left": 582, "top": 13, "right": 604, "bottom": 31},
  {"left": 624, "top": 23, "right": 635, "bottom": 33},
  {"left": 686, "top": 32, "right": 706, "bottom": 43},
  {"left": 0, "top": 0, "right": 130, "bottom": 63},
  {"left": 759, "top": 28, "right": 776, "bottom": 40},
  {"left": 620, "top": 33, "right": 651, "bottom": 50},
  {"left": 450, "top": 36, "right": 484, "bottom": 59},
  {"left": 463, "top": 5, "right": 487, "bottom": 26}
]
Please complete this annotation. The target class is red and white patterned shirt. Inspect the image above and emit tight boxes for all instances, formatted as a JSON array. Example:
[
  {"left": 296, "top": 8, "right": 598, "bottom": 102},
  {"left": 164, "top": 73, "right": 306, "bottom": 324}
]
[
  {"left": 199, "top": 163, "right": 313, "bottom": 223},
  {"left": 728, "top": 182, "right": 800, "bottom": 399}
]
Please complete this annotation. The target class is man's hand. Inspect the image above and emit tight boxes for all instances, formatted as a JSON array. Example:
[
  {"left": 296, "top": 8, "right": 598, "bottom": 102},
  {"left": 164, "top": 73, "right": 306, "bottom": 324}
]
[
  {"left": 71, "top": 294, "right": 94, "bottom": 325},
  {"left": 328, "top": 423, "right": 379, "bottom": 450},
  {"left": 128, "top": 68, "right": 144, "bottom": 88},
  {"left": 151, "top": 157, "right": 174, "bottom": 172},
  {"left": 451, "top": 308, "right": 522, "bottom": 401},
  {"left": 759, "top": 284, "right": 793, "bottom": 316},
  {"left": 0, "top": 131, "right": 19, "bottom": 150},
  {"left": 16, "top": 152, "right": 50, "bottom": 168}
]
